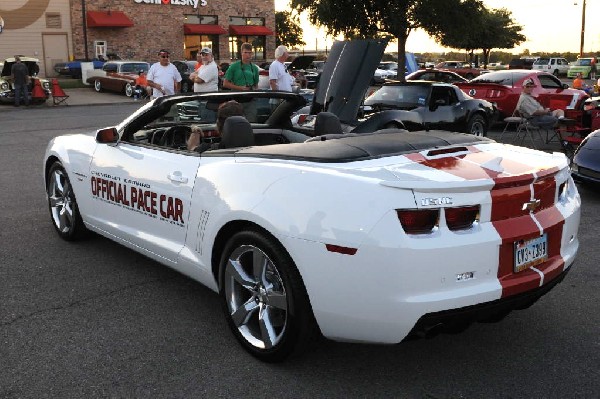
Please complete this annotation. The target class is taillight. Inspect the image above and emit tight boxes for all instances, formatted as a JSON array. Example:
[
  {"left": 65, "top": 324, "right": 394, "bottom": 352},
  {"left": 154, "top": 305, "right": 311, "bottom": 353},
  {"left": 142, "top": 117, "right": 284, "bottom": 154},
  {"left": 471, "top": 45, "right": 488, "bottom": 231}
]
[
  {"left": 445, "top": 205, "right": 480, "bottom": 231},
  {"left": 397, "top": 209, "right": 439, "bottom": 234}
]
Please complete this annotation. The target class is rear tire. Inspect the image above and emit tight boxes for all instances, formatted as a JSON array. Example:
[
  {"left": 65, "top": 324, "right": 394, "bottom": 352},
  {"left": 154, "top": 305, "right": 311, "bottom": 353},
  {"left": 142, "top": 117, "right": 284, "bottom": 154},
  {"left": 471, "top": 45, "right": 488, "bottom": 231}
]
[
  {"left": 219, "top": 230, "right": 319, "bottom": 362},
  {"left": 125, "top": 83, "right": 134, "bottom": 97},
  {"left": 553, "top": 69, "right": 560, "bottom": 77},
  {"left": 467, "top": 114, "right": 487, "bottom": 137},
  {"left": 46, "top": 161, "right": 88, "bottom": 241},
  {"left": 94, "top": 80, "right": 102, "bottom": 92}
]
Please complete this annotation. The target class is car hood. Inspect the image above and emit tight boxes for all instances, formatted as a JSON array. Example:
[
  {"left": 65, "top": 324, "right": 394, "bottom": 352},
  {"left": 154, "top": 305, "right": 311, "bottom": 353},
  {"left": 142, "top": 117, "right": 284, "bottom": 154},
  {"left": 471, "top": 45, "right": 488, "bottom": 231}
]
[
  {"left": 311, "top": 39, "right": 387, "bottom": 123},
  {"left": 288, "top": 55, "right": 315, "bottom": 71},
  {"left": 1, "top": 57, "right": 40, "bottom": 77}
]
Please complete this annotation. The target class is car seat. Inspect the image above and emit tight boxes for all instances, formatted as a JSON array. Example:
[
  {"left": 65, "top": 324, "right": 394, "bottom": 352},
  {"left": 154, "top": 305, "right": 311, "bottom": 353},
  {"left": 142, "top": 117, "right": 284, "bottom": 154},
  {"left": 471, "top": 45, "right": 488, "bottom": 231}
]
[
  {"left": 219, "top": 116, "right": 255, "bottom": 149},
  {"left": 314, "top": 112, "right": 343, "bottom": 136}
]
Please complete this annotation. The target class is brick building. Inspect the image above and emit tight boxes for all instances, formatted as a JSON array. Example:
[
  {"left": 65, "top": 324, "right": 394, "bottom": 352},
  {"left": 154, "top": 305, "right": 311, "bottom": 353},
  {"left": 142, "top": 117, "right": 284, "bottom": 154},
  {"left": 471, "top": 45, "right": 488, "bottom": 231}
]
[{"left": 0, "top": 0, "right": 275, "bottom": 77}]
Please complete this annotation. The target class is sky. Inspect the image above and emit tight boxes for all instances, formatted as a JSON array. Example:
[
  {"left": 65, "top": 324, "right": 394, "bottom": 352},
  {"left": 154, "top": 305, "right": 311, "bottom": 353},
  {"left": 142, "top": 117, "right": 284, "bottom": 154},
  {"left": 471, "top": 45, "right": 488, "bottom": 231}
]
[{"left": 275, "top": 0, "right": 600, "bottom": 55}]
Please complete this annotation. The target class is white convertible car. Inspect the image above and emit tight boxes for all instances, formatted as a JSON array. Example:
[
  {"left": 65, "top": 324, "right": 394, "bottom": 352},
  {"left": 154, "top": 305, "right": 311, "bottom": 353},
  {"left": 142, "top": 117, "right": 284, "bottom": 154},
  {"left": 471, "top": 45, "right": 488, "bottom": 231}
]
[{"left": 43, "top": 42, "right": 581, "bottom": 362}]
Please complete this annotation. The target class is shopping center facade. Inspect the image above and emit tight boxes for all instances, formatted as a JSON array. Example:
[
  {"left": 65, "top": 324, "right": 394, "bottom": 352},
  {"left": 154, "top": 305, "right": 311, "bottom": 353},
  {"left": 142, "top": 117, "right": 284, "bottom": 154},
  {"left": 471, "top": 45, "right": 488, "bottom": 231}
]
[{"left": 0, "top": 0, "right": 276, "bottom": 77}]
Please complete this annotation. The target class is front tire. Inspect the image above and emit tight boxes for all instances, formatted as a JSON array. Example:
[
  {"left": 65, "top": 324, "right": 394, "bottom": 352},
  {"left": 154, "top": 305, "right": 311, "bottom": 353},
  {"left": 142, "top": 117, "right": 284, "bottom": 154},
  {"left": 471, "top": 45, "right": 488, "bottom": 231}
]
[
  {"left": 47, "top": 162, "right": 87, "bottom": 240},
  {"left": 94, "top": 80, "right": 102, "bottom": 92},
  {"left": 467, "top": 114, "right": 487, "bottom": 137},
  {"left": 219, "top": 230, "right": 319, "bottom": 362}
]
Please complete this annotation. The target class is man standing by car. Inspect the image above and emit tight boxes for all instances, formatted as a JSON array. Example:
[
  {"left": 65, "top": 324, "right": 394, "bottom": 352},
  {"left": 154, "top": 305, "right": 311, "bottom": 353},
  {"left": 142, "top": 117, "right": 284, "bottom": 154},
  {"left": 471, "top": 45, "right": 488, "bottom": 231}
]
[
  {"left": 11, "top": 55, "right": 29, "bottom": 107},
  {"left": 222, "top": 43, "right": 259, "bottom": 91},
  {"left": 147, "top": 49, "right": 182, "bottom": 98},
  {"left": 190, "top": 48, "right": 218, "bottom": 92},
  {"left": 269, "top": 45, "right": 294, "bottom": 92}
]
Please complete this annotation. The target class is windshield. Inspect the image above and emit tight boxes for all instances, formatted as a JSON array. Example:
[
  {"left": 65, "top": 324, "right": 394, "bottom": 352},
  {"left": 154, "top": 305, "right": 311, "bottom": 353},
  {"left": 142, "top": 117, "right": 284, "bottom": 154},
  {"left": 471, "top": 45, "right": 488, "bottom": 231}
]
[
  {"left": 533, "top": 59, "right": 549, "bottom": 65},
  {"left": 470, "top": 70, "right": 529, "bottom": 86},
  {"left": 575, "top": 58, "right": 592, "bottom": 66},
  {"left": 121, "top": 63, "right": 149, "bottom": 73},
  {"left": 364, "top": 85, "right": 429, "bottom": 108}
]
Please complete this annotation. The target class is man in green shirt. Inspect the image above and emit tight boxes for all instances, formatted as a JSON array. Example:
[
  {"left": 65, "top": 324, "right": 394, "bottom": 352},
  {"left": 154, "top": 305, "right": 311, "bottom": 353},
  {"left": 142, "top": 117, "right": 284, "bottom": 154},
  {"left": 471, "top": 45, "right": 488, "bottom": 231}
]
[{"left": 223, "top": 42, "right": 259, "bottom": 91}]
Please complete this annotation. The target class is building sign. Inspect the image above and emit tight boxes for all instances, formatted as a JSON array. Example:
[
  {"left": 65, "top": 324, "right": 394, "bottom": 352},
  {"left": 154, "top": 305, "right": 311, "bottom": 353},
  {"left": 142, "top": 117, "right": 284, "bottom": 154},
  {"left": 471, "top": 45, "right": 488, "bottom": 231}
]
[{"left": 133, "top": 0, "right": 207, "bottom": 8}]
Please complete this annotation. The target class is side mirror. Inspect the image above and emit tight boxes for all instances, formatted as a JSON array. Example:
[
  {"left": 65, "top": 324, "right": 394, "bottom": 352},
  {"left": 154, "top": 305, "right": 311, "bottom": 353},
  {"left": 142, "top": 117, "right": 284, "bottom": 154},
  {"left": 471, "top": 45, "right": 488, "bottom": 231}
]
[
  {"left": 563, "top": 83, "right": 570, "bottom": 90},
  {"left": 96, "top": 127, "right": 119, "bottom": 144}
]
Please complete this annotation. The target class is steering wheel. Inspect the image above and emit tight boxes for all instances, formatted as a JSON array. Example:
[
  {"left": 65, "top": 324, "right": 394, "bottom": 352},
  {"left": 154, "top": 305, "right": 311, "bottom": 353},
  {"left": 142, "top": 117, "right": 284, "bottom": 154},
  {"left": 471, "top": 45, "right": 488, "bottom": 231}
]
[{"left": 159, "top": 125, "right": 192, "bottom": 149}]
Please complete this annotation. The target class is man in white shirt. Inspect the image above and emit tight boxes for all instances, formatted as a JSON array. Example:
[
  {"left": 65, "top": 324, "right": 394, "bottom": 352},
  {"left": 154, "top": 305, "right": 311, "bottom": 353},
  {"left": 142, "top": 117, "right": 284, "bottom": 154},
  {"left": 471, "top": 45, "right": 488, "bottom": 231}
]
[
  {"left": 147, "top": 49, "right": 182, "bottom": 98},
  {"left": 191, "top": 47, "right": 219, "bottom": 92},
  {"left": 517, "top": 78, "right": 564, "bottom": 128},
  {"left": 269, "top": 45, "right": 294, "bottom": 92}
]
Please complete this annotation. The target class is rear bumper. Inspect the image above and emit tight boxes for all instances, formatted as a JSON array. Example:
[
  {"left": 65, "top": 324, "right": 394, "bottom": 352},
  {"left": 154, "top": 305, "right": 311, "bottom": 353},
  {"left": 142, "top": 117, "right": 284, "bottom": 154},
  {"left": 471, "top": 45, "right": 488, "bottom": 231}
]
[{"left": 408, "top": 264, "right": 571, "bottom": 338}]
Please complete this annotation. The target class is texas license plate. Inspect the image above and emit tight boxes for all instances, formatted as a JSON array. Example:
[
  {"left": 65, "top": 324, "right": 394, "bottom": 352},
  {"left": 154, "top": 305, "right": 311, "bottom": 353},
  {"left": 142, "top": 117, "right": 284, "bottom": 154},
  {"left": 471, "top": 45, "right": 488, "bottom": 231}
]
[{"left": 514, "top": 234, "right": 548, "bottom": 272}]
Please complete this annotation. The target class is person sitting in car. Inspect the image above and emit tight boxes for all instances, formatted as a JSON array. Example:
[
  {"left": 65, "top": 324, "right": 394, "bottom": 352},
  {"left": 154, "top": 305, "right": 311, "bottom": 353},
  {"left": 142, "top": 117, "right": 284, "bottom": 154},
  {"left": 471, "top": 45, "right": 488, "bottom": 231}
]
[{"left": 186, "top": 100, "right": 245, "bottom": 152}]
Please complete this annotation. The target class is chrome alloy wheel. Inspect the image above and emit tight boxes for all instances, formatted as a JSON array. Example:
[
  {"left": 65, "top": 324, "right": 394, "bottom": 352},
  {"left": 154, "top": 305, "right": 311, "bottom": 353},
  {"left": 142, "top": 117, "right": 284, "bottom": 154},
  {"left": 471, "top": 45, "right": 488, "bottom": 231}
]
[
  {"left": 224, "top": 244, "right": 288, "bottom": 349},
  {"left": 48, "top": 168, "right": 76, "bottom": 233}
]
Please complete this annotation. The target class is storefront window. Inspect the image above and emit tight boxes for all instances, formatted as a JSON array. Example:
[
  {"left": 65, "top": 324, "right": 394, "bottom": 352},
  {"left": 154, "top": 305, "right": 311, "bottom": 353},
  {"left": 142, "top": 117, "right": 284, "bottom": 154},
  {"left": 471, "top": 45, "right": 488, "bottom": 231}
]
[
  {"left": 228, "top": 16, "right": 266, "bottom": 60},
  {"left": 228, "top": 36, "right": 265, "bottom": 60},
  {"left": 184, "top": 35, "right": 219, "bottom": 60},
  {"left": 228, "top": 16, "right": 265, "bottom": 26},
  {"left": 184, "top": 15, "right": 218, "bottom": 24},
  {"left": 183, "top": 15, "right": 220, "bottom": 60}
]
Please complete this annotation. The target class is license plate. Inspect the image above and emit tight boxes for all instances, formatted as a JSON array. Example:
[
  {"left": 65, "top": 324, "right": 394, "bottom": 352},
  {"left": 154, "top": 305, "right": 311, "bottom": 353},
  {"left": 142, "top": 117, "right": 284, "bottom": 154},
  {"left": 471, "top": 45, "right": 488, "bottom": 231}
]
[{"left": 514, "top": 234, "right": 548, "bottom": 272}]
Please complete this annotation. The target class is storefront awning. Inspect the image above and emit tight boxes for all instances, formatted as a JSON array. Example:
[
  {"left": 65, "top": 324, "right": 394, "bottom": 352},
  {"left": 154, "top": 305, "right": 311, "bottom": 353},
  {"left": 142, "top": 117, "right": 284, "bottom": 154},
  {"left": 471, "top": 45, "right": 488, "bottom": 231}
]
[
  {"left": 86, "top": 11, "right": 134, "bottom": 28},
  {"left": 184, "top": 24, "right": 227, "bottom": 35},
  {"left": 229, "top": 25, "right": 274, "bottom": 36}
]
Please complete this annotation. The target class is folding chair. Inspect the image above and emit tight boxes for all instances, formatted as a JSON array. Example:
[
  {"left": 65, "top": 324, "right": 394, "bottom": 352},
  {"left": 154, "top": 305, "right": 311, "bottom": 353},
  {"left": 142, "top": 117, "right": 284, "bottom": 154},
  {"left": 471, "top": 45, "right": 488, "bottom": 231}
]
[
  {"left": 499, "top": 109, "right": 526, "bottom": 142},
  {"left": 556, "top": 129, "right": 584, "bottom": 160},
  {"left": 500, "top": 109, "right": 545, "bottom": 148}
]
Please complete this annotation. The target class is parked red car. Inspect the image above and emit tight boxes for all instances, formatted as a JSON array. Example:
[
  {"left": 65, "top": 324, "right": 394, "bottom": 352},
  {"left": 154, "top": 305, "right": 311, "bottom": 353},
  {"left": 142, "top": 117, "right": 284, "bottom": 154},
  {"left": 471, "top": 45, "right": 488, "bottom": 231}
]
[
  {"left": 456, "top": 70, "right": 588, "bottom": 119},
  {"left": 435, "top": 61, "right": 484, "bottom": 80},
  {"left": 406, "top": 68, "right": 467, "bottom": 84}
]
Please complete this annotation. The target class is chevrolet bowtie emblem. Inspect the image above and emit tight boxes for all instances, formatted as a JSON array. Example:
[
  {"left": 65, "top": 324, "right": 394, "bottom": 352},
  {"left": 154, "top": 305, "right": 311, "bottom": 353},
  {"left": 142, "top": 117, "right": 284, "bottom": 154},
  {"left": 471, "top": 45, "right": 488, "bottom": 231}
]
[{"left": 522, "top": 199, "right": 541, "bottom": 212}]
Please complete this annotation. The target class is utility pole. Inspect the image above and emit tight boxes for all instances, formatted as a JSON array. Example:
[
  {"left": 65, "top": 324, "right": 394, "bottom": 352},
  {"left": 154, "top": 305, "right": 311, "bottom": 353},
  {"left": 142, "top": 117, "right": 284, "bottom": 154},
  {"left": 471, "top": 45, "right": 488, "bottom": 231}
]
[{"left": 579, "top": 0, "right": 587, "bottom": 58}]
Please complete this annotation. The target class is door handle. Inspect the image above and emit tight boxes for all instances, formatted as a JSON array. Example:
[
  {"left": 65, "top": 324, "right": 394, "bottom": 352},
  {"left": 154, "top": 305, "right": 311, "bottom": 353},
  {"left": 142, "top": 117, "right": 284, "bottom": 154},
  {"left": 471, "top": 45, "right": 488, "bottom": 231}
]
[{"left": 167, "top": 171, "right": 188, "bottom": 184}]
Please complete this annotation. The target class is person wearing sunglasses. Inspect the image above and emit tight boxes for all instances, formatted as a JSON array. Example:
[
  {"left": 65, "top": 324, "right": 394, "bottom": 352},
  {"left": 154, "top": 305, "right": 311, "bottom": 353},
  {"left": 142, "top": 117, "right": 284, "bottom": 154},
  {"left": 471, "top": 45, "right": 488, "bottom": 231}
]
[
  {"left": 222, "top": 42, "right": 259, "bottom": 91},
  {"left": 147, "top": 49, "right": 182, "bottom": 98}
]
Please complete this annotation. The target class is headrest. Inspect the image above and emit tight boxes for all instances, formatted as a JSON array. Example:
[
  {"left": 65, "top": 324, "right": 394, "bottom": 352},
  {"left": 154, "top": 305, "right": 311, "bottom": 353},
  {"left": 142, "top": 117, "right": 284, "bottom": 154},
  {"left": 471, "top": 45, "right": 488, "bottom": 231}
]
[
  {"left": 314, "top": 112, "right": 343, "bottom": 136},
  {"left": 219, "top": 116, "right": 254, "bottom": 149}
]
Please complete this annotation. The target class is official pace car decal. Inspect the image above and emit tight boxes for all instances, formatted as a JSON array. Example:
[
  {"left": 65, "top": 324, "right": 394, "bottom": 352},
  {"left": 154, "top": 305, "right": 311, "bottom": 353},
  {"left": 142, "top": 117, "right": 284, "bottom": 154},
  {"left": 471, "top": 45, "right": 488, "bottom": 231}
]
[{"left": 90, "top": 171, "right": 184, "bottom": 227}]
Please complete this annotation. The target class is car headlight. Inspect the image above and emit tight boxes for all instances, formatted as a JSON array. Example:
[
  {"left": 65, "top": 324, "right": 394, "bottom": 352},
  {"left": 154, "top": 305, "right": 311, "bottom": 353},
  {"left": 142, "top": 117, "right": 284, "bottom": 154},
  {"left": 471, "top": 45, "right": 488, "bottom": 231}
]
[{"left": 42, "top": 81, "right": 50, "bottom": 89}]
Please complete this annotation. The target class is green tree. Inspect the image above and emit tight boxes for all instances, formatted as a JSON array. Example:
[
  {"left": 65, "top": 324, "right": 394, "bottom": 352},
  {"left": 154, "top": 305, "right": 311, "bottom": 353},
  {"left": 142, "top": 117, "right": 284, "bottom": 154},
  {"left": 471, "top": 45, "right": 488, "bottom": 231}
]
[
  {"left": 275, "top": 11, "right": 306, "bottom": 48},
  {"left": 432, "top": 4, "right": 525, "bottom": 66},
  {"left": 290, "top": 0, "right": 476, "bottom": 81}
]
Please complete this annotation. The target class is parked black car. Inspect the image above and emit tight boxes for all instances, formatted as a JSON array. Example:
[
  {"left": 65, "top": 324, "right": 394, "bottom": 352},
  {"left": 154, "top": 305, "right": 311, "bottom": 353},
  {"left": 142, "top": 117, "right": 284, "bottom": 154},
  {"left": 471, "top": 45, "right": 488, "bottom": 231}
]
[
  {"left": 355, "top": 81, "right": 497, "bottom": 136},
  {"left": 571, "top": 129, "right": 600, "bottom": 188},
  {"left": 508, "top": 58, "right": 536, "bottom": 70}
]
